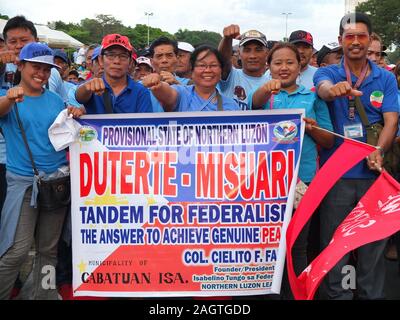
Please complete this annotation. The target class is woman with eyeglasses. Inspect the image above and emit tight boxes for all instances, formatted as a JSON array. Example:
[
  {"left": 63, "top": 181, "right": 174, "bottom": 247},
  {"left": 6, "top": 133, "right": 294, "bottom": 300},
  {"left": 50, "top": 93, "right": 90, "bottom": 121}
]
[{"left": 142, "top": 45, "right": 239, "bottom": 112}]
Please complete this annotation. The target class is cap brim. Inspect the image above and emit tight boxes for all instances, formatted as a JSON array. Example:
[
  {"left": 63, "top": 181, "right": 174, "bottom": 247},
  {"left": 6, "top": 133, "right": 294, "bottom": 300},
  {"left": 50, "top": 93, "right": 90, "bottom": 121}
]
[
  {"left": 138, "top": 62, "right": 153, "bottom": 70},
  {"left": 54, "top": 56, "right": 69, "bottom": 64},
  {"left": 22, "top": 58, "right": 60, "bottom": 68},
  {"left": 102, "top": 44, "right": 132, "bottom": 52},
  {"left": 331, "top": 47, "right": 342, "bottom": 52},
  {"left": 290, "top": 39, "right": 313, "bottom": 46},
  {"left": 239, "top": 38, "right": 267, "bottom": 47}
]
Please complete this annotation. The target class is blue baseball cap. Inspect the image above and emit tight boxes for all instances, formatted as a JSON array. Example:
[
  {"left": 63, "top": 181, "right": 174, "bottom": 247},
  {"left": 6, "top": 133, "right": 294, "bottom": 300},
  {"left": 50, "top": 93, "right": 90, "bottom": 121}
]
[
  {"left": 19, "top": 42, "right": 59, "bottom": 68},
  {"left": 91, "top": 46, "right": 101, "bottom": 61},
  {"left": 53, "top": 49, "right": 70, "bottom": 65}
]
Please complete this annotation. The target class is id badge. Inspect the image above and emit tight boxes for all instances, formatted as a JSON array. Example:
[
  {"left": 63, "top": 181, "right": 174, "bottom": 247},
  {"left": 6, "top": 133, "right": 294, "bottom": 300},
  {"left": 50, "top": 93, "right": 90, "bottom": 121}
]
[{"left": 343, "top": 123, "right": 363, "bottom": 139}]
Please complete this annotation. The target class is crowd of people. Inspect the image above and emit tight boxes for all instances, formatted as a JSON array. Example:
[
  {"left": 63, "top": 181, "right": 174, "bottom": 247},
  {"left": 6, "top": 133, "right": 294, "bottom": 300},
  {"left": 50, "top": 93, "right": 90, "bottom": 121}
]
[{"left": 0, "top": 12, "right": 399, "bottom": 300}]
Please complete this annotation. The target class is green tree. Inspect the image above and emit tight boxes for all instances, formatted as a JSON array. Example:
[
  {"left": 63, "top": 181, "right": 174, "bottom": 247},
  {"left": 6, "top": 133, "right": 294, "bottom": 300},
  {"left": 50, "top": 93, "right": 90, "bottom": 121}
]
[
  {"left": 48, "top": 14, "right": 220, "bottom": 51},
  {"left": 77, "top": 14, "right": 125, "bottom": 44},
  {"left": 95, "top": 14, "right": 125, "bottom": 36},
  {"left": 125, "top": 24, "right": 173, "bottom": 50},
  {"left": 174, "top": 29, "right": 222, "bottom": 48},
  {"left": 0, "top": 13, "right": 9, "bottom": 20},
  {"left": 356, "top": 0, "right": 400, "bottom": 47},
  {"left": 48, "top": 20, "right": 91, "bottom": 45},
  {"left": 388, "top": 49, "right": 400, "bottom": 65}
]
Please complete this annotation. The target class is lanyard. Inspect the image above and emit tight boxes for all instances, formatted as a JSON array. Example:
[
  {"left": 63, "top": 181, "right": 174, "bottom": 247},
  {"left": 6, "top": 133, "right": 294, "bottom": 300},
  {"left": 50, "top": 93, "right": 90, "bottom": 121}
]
[
  {"left": 344, "top": 59, "right": 369, "bottom": 120},
  {"left": 269, "top": 95, "right": 274, "bottom": 110}
]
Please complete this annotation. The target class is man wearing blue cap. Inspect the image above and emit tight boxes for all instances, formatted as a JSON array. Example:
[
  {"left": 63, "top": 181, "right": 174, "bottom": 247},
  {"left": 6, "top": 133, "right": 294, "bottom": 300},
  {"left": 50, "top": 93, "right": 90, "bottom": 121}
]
[{"left": 0, "top": 42, "right": 68, "bottom": 300}]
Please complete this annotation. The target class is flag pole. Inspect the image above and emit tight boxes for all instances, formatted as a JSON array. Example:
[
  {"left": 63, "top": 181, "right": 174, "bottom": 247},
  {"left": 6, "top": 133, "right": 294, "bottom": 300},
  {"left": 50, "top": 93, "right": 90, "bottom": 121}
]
[
  {"left": 310, "top": 125, "right": 379, "bottom": 150},
  {"left": 310, "top": 125, "right": 382, "bottom": 172}
]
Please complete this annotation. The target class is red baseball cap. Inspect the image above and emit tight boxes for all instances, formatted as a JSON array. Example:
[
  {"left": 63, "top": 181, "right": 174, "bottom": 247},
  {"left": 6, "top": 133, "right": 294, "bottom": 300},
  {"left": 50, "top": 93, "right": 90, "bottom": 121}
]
[{"left": 101, "top": 34, "right": 133, "bottom": 52}]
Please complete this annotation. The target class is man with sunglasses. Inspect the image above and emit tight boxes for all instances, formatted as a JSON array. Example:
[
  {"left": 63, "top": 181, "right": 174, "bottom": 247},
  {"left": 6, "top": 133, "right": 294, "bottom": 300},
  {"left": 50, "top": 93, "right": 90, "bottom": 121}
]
[
  {"left": 314, "top": 12, "right": 399, "bottom": 300},
  {"left": 75, "top": 34, "right": 152, "bottom": 114}
]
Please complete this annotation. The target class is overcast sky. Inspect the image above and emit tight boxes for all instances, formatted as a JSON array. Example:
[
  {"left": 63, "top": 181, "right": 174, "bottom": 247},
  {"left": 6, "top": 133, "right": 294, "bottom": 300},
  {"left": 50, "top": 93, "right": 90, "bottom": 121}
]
[{"left": 2, "top": 0, "right": 347, "bottom": 49}]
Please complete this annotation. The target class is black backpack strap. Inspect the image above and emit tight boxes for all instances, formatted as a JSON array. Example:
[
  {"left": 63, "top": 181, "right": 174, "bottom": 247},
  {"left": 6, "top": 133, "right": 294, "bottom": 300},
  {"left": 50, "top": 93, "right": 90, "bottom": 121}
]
[{"left": 102, "top": 89, "right": 113, "bottom": 114}]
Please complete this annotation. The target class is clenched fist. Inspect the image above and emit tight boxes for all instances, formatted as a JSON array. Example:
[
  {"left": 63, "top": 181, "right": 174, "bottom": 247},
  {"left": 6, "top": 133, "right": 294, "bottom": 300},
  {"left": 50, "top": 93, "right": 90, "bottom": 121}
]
[
  {"left": 160, "top": 71, "right": 179, "bottom": 85},
  {"left": 328, "top": 81, "right": 363, "bottom": 99},
  {"left": 142, "top": 73, "right": 162, "bottom": 90},
  {"left": 262, "top": 79, "right": 282, "bottom": 95},
  {"left": 83, "top": 78, "right": 105, "bottom": 96},
  {"left": 0, "top": 50, "right": 17, "bottom": 65},
  {"left": 7, "top": 86, "right": 24, "bottom": 103},
  {"left": 223, "top": 25, "right": 241, "bottom": 40}
]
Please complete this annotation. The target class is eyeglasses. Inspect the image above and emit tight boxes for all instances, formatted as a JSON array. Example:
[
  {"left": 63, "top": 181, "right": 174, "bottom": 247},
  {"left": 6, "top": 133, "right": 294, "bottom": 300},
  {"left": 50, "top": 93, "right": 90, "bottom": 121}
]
[
  {"left": 194, "top": 63, "right": 221, "bottom": 71},
  {"left": 343, "top": 33, "right": 369, "bottom": 43},
  {"left": 103, "top": 52, "right": 130, "bottom": 61}
]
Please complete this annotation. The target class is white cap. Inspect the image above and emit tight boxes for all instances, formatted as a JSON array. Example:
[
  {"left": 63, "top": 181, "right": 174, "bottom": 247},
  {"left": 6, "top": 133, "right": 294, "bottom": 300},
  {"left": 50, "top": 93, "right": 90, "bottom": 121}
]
[
  {"left": 136, "top": 56, "right": 153, "bottom": 70},
  {"left": 178, "top": 42, "right": 195, "bottom": 53},
  {"left": 325, "top": 42, "right": 341, "bottom": 51}
]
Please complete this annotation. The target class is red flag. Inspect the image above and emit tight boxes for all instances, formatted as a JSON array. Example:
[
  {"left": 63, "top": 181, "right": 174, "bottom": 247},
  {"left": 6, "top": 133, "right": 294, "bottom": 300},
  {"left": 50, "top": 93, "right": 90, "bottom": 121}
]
[
  {"left": 286, "top": 139, "right": 376, "bottom": 300},
  {"left": 299, "top": 171, "right": 400, "bottom": 299}
]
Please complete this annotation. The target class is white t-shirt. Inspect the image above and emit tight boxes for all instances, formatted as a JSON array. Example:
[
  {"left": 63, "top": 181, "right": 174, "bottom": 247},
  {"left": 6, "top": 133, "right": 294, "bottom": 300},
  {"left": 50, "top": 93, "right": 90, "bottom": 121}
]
[
  {"left": 219, "top": 68, "right": 270, "bottom": 110},
  {"left": 298, "top": 65, "right": 317, "bottom": 90},
  {"left": 76, "top": 47, "right": 87, "bottom": 65}
]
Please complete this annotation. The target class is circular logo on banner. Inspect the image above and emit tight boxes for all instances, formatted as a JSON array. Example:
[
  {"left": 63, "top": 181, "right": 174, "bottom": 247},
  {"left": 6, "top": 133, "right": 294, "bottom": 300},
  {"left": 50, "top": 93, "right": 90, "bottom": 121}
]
[
  {"left": 273, "top": 121, "right": 298, "bottom": 142},
  {"left": 79, "top": 126, "right": 97, "bottom": 143},
  {"left": 370, "top": 91, "right": 384, "bottom": 108}
]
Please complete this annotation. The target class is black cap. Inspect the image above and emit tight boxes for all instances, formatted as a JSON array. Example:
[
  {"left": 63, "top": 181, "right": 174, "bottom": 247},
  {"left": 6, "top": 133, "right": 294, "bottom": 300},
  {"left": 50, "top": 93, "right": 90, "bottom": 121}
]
[
  {"left": 317, "top": 43, "right": 342, "bottom": 66},
  {"left": 53, "top": 49, "right": 70, "bottom": 65},
  {"left": 289, "top": 30, "right": 314, "bottom": 46},
  {"left": 266, "top": 40, "right": 278, "bottom": 50}
]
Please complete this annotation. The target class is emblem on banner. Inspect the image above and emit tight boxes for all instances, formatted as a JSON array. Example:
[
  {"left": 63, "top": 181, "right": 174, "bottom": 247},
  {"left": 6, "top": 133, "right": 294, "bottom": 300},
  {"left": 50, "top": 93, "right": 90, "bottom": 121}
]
[
  {"left": 79, "top": 126, "right": 98, "bottom": 143},
  {"left": 273, "top": 121, "right": 298, "bottom": 143}
]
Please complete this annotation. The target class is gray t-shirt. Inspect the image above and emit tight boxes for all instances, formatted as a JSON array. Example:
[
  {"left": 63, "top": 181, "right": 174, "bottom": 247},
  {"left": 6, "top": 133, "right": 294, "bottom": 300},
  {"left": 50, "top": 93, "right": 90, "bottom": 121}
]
[{"left": 219, "top": 68, "right": 270, "bottom": 110}]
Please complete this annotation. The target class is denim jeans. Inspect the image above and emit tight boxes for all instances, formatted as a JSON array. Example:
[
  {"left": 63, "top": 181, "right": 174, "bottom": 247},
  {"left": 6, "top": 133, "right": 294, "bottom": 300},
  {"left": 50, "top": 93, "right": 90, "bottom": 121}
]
[
  {"left": 0, "top": 187, "right": 66, "bottom": 299},
  {"left": 0, "top": 164, "right": 6, "bottom": 218}
]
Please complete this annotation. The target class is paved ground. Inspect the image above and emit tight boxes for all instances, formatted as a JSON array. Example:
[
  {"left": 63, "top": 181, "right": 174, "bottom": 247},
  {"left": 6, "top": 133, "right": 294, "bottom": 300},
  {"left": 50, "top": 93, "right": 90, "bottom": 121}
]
[{"left": 14, "top": 248, "right": 400, "bottom": 300}]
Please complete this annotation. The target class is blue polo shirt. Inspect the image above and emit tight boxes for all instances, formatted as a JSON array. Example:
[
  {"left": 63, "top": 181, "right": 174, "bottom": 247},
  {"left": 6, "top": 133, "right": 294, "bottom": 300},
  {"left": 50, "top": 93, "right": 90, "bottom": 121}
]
[
  {"left": 314, "top": 59, "right": 399, "bottom": 179},
  {"left": 172, "top": 85, "right": 240, "bottom": 112},
  {"left": 249, "top": 85, "right": 333, "bottom": 183},
  {"left": 80, "top": 76, "right": 153, "bottom": 114}
]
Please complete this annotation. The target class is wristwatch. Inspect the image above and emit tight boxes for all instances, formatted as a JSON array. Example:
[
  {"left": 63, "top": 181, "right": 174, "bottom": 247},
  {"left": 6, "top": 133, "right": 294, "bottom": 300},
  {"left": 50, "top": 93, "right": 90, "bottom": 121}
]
[{"left": 376, "top": 145, "right": 385, "bottom": 157}]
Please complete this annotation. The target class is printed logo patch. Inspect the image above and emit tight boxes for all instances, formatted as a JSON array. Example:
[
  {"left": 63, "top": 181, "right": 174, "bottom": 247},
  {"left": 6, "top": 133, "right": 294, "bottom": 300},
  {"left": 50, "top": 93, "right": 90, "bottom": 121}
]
[
  {"left": 370, "top": 91, "right": 384, "bottom": 108},
  {"left": 79, "top": 126, "right": 98, "bottom": 143}
]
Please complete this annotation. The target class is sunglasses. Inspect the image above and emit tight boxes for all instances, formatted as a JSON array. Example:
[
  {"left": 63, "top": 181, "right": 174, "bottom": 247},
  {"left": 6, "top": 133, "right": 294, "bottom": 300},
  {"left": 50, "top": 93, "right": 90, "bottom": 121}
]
[{"left": 343, "top": 33, "right": 369, "bottom": 43}]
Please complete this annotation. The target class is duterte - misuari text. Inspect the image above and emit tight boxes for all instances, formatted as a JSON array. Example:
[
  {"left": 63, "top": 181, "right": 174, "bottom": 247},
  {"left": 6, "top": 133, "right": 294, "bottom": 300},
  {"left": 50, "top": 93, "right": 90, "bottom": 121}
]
[{"left": 101, "top": 123, "right": 269, "bottom": 147}]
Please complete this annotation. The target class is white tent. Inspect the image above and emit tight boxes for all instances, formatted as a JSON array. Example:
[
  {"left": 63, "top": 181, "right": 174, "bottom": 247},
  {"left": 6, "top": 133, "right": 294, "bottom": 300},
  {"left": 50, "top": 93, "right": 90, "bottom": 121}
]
[{"left": 0, "top": 19, "right": 84, "bottom": 49}]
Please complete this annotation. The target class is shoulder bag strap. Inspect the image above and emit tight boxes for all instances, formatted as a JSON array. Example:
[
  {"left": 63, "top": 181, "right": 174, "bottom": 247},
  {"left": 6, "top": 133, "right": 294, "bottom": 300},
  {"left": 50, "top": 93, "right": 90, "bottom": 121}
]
[
  {"left": 216, "top": 91, "right": 223, "bottom": 111},
  {"left": 354, "top": 96, "right": 371, "bottom": 126},
  {"left": 102, "top": 89, "right": 113, "bottom": 114},
  {"left": 14, "top": 102, "right": 40, "bottom": 176}
]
